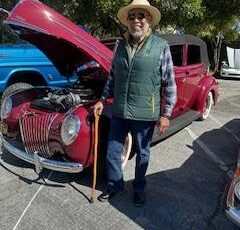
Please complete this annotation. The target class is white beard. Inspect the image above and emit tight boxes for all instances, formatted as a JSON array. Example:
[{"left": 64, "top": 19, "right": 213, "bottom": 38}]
[{"left": 130, "top": 31, "right": 144, "bottom": 41}]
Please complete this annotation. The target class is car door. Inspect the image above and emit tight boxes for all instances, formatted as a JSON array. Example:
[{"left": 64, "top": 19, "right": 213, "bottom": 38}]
[
  {"left": 183, "top": 44, "right": 205, "bottom": 111},
  {"left": 168, "top": 44, "right": 187, "bottom": 118}
]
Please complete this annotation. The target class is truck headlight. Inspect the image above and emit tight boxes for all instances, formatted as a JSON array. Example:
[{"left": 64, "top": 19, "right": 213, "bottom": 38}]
[
  {"left": 61, "top": 114, "right": 80, "bottom": 145},
  {"left": 0, "top": 97, "right": 12, "bottom": 120}
]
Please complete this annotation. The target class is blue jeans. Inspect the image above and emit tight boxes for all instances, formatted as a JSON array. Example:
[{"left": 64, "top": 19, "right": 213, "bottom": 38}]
[{"left": 106, "top": 117, "right": 155, "bottom": 194}]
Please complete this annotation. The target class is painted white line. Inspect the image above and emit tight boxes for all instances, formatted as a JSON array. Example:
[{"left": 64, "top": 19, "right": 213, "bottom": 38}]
[
  {"left": 210, "top": 115, "right": 240, "bottom": 142},
  {"left": 12, "top": 171, "right": 53, "bottom": 230},
  {"left": 185, "top": 127, "right": 233, "bottom": 178},
  {"left": 228, "top": 101, "right": 240, "bottom": 109}
]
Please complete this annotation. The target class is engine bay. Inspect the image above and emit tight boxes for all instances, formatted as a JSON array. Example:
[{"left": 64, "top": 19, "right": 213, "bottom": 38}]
[{"left": 30, "top": 63, "right": 107, "bottom": 111}]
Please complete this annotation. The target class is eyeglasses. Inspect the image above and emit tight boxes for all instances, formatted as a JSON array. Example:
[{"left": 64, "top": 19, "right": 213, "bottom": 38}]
[{"left": 127, "top": 12, "right": 146, "bottom": 21}]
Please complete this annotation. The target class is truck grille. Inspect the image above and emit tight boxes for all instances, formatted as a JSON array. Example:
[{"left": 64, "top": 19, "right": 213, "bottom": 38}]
[{"left": 19, "top": 114, "right": 57, "bottom": 158}]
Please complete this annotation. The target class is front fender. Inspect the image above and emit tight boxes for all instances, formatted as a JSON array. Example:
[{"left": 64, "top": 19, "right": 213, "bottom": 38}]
[{"left": 194, "top": 75, "right": 219, "bottom": 114}]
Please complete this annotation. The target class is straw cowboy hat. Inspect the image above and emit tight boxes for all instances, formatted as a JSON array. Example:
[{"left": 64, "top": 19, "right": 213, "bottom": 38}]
[{"left": 117, "top": 0, "right": 161, "bottom": 28}]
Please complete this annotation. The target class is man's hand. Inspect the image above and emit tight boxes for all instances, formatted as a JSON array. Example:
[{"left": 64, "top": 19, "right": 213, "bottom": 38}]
[
  {"left": 93, "top": 101, "right": 104, "bottom": 116},
  {"left": 156, "top": 116, "right": 170, "bottom": 135}
]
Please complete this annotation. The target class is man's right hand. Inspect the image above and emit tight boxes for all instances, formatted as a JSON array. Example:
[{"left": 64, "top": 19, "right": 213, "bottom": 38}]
[{"left": 93, "top": 101, "right": 104, "bottom": 116}]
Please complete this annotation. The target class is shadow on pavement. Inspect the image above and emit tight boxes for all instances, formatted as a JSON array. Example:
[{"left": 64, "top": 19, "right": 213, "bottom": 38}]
[
  {"left": 107, "top": 119, "right": 240, "bottom": 230},
  {"left": 1, "top": 119, "right": 240, "bottom": 229}
]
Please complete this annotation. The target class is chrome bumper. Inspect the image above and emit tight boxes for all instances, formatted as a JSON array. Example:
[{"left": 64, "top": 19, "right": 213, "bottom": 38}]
[
  {"left": 226, "top": 208, "right": 240, "bottom": 227},
  {"left": 1, "top": 136, "right": 83, "bottom": 173}
]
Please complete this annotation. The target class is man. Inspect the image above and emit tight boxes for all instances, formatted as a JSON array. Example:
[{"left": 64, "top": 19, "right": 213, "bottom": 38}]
[{"left": 94, "top": 0, "right": 177, "bottom": 207}]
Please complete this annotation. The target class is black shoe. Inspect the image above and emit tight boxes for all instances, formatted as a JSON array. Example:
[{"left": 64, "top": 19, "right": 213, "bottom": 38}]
[
  {"left": 98, "top": 190, "right": 123, "bottom": 202},
  {"left": 133, "top": 192, "right": 145, "bottom": 207}
]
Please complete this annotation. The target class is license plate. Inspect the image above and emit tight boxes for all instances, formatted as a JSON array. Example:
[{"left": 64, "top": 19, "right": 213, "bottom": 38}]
[{"left": 0, "top": 122, "right": 8, "bottom": 135}]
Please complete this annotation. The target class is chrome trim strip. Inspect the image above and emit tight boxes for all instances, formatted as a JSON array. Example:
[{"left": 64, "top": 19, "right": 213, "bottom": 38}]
[
  {"left": 34, "top": 151, "right": 43, "bottom": 174},
  {"left": 226, "top": 208, "right": 240, "bottom": 227},
  {"left": 2, "top": 137, "right": 83, "bottom": 173}
]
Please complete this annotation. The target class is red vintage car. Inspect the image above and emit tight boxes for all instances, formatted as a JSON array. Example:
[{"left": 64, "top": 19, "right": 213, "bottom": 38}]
[{"left": 0, "top": 0, "right": 218, "bottom": 174}]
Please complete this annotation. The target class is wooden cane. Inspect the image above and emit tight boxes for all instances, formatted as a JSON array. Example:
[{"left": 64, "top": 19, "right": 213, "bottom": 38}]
[{"left": 90, "top": 113, "right": 100, "bottom": 203}]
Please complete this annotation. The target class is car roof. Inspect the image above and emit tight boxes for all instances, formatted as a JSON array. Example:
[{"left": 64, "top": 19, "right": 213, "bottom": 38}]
[{"left": 159, "top": 34, "right": 210, "bottom": 68}]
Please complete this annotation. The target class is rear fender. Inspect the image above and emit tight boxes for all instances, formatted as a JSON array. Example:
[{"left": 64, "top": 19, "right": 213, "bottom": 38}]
[{"left": 194, "top": 75, "right": 218, "bottom": 114}]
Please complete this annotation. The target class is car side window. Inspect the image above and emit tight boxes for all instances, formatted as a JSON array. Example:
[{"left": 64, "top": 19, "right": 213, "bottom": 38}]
[
  {"left": 187, "top": 45, "right": 201, "bottom": 65},
  {"left": 169, "top": 45, "right": 183, "bottom": 67}
]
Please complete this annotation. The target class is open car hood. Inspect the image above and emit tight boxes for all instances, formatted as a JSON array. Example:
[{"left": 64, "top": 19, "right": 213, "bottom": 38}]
[{"left": 5, "top": 0, "right": 113, "bottom": 76}]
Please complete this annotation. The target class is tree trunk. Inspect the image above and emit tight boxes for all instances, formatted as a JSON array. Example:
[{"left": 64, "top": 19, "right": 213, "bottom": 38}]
[{"left": 213, "top": 32, "right": 224, "bottom": 73}]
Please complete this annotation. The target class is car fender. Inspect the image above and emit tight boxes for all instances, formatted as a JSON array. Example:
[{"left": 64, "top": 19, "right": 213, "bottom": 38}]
[
  {"left": 194, "top": 75, "right": 218, "bottom": 114},
  {"left": 7, "top": 67, "right": 48, "bottom": 84},
  {"left": 0, "top": 68, "right": 41, "bottom": 92}
]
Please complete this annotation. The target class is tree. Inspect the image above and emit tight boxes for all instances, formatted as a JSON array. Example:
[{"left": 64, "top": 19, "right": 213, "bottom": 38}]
[
  {"left": 153, "top": 0, "right": 240, "bottom": 71},
  {"left": 1, "top": 0, "right": 239, "bottom": 70},
  {"left": 200, "top": 0, "right": 240, "bottom": 71}
]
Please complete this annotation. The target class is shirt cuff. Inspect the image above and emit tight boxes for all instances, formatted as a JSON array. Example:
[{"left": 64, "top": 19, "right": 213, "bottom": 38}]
[{"left": 161, "top": 106, "right": 173, "bottom": 118}]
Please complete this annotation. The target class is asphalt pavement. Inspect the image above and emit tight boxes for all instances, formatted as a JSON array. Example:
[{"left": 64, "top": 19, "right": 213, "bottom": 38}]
[{"left": 0, "top": 78, "right": 240, "bottom": 230}]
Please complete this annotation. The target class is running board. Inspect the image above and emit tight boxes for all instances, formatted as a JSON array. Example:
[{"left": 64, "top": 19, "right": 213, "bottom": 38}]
[{"left": 152, "top": 110, "right": 200, "bottom": 143}]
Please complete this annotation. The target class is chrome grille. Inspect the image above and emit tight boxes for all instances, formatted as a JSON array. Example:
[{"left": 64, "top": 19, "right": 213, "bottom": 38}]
[{"left": 19, "top": 114, "right": 57, "bottom": 158}]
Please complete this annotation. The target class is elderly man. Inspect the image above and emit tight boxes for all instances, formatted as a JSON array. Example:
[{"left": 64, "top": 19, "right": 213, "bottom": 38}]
[{"left": 94, "top": 0, "right": 176, "bottom": 207}]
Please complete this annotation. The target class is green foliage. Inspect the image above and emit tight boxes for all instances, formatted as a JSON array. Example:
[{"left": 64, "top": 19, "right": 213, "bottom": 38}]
[
  {"left": 0, "top": 0, "right": 19, "bottom": 10},
  {"left": 1, "top": 0, "right": 239, "bottom": 49},
  {"left": 1, "top": 0, "right": 239, "bottom": 41},
  {"left": 0, "top": 1, "right": 18, "bottom": 43}
]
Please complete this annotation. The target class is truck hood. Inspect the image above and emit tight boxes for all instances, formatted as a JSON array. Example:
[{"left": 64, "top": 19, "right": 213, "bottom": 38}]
[{"left": 4, "top": 0, "right": 113, "bottom": 76}]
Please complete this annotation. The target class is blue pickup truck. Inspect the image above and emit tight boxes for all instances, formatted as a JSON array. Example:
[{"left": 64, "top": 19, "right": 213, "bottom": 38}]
[{"left": 0, "top": 43, "right": 77, "bottom": 99}]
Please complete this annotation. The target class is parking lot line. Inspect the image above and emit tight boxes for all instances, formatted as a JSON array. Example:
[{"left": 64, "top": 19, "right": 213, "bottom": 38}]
[
  {"left": 228, "top": 101, "right": 240, "bottom": 109},
  {"left": 185, "top": 127, "right": 233, "bottom": 179},
  {"left": 12, "top": 171, "right": 53, "bottom": 230}
]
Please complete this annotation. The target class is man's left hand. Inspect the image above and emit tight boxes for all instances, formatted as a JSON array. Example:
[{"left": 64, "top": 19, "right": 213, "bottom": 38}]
[{"left": 156, "top": 116, "right": 170, "bottom": 135}]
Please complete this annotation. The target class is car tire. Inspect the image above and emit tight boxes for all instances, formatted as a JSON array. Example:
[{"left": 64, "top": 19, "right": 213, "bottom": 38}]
[
  {"left": 199, "top": 91, "right": 213, "bottom": 120},
  {"left": 1, "top": 83, "right": 33, "bottom": 102}
]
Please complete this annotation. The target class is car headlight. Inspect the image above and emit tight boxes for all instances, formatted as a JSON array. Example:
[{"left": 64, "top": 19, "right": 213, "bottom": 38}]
[
  {"left": 61, "top": 114, "right": 80, "bottom": 145},
  {"left": 234, "top": 181, "right": 240, "bottom": 201},
  {"left": 0, "top": 97, "right": 13, "bottom": 120}
]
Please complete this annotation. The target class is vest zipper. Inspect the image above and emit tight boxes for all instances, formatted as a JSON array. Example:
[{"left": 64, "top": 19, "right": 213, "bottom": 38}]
[
  {"left": 125, "top": 44, "right": 137, "bottom": 118},
  {"left": 152, "top": 93, "right": 155, "bottom": 114}
]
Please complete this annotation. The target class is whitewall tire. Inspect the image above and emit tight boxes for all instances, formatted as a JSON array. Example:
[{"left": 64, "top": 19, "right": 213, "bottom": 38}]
[
  {"left": 200, "top": 91, "right": 213, "bottom": 120},
  {"left": 121, "top": 132, "right": 133, "bottom": 169}
]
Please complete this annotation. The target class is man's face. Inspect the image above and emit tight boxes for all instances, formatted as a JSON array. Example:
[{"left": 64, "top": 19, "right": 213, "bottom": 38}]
[{"left": 126, "top": 8, "right": 152, "bottom": 40}]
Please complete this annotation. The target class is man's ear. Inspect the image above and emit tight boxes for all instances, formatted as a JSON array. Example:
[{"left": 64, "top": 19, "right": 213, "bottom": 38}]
[{"left": 147, "top": 15, "right": 153, "bottom": 25}]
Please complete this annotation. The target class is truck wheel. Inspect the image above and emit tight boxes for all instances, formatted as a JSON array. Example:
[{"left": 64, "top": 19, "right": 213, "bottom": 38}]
[
  {"left": 200, "top": 91, "right": 213, "bottom": 120},
  {"left": 2, "top": 83, "right": 33, "bottom": 101}
]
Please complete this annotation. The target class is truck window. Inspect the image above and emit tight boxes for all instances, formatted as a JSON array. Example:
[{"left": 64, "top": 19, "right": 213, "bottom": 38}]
[{"left": 0, "top": 23, "right": 25, "bottom": 44}]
